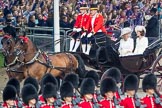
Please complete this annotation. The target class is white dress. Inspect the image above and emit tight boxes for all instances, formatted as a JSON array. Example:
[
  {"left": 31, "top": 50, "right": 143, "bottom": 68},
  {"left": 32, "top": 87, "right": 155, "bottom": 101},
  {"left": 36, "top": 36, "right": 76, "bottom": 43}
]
[
  {"left": 118, "top": 38, "right": 134, "bottom": 56},
  {"left": 134, "top": 36, "right": 148, "bottom": 55}
]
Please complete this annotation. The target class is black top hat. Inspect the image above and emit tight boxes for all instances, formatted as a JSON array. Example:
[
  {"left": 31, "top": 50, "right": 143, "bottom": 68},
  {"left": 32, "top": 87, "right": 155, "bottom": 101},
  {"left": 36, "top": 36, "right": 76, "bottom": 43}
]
[
  {"left": 3, "top": 85, "right": 17, "bottom": 102},
  {"left": 60, "top": 82, "right": 74, "bottom": 100},
  {"left": 150, "top": 8, "right": 157, "bottom": 14},
  {"left": 40, "top": 73, "right": 58, "bottom": 91},
  {"left": 42, "top": 83, "right": 57, "bottom": 99},
  {"left": 80, "top": 78, "right": 95, "bottom": 96},
  {"left": 80, "top": 4, "right": 88, "bottom": 10},
  {"left": 6, "top": 78, "right": 20, "bottom": 96},
  {"left": 90, "top": 4, "right": 98, "bottom": 10},
  {"left": 101, "top": 67, "right": 121, "bottom": 83},
  {"left": 63, "top": 73, "right": 79, "bottom": 89},
  {"left": 85, "top": 70, "right": 99, "bottom": 86},
  {"left": 100, "top": 77, "right": 117, "bottom": 97},
  {"left": 142, "top": 73, "right": 157, "bottom": 92},
  {"left": 124, "top": 74, "right": 139, "bottom": 92},
  {"left": 21, "top": 84, "right": 38, "bottom": 105},
  {"left": 24, "top": 76, "right": 39, "bottom": 92}
]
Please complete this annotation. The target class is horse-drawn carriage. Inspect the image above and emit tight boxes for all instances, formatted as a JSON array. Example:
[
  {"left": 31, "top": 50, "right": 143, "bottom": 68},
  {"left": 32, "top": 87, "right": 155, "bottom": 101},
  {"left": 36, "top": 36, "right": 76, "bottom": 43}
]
[{"left": 74, "top": 34, "right": 162, "bottom": 89}]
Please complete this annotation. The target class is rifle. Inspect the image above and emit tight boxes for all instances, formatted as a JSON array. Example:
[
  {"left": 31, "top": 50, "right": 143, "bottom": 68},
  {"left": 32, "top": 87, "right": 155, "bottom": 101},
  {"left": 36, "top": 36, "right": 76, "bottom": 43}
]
[
  {"left": 72, "top": 89, "right": 81, "bottom": 108},
  {"left": 54, "top": 93, "right": 62, "bottom": 108},
  {"left": 134, "top": 94, "right": 147, "bottom": 108},
  {"left": 153, "top": 93, "right": 162, "bottom": 106}
]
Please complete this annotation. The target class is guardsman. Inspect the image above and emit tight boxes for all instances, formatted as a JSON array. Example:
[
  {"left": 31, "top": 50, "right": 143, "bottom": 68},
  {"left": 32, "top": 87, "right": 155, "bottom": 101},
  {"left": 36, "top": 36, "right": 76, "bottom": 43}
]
[
  {"left": 39, "top": 73, "right": 58, "bottom": 104},
  {"left": 81, "top": 4, "right": 107, "bottom": 55},
  {"left": 60, "top": 82, "right": 74, "bottom": 108},
  {"left": 70, "top": 4, "right": 90, "bottom": 52},
  {"left": 2, "top": 85, "right": 19, "bottom": 108},
  {"left": 101, "top": 67, "right": 122, "bottom": 103},
  {"left": 40, "top": 83, "right": 58, "bottom": 108},
  {"left": 99, "top": 77, "right": 117, "bottom": 108},
  {"left": 119, "top": 74, "right": 139, "bottom": 108},
  {"left": 21, "top": 84, "right": 39, "bottom": 108},
  {"left": 78, "top": 78, "right": 96, "bottom": 108},
  {"left": 141, "top": 73, "right": 162, "bottom": 108}
]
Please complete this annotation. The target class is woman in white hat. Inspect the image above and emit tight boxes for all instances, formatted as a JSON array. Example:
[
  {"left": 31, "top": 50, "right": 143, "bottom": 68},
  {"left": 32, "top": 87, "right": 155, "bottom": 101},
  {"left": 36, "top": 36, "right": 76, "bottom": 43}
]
[
  {"left": 134, "top": 25, "right": 148, "bottom": 55},
  {"left": 118, "top": 27, "right": 134, "bottom": 56}
]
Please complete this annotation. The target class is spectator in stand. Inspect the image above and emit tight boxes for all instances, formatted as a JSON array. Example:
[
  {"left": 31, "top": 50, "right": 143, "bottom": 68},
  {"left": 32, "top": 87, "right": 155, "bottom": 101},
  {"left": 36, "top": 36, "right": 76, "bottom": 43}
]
[
  {"left": 146, "top": 8, "right": 159, "bottom": 40},
  {"left": 0, "top": 10, "right": 5, "bottom": 25},
  {"left": 37, "top": 13, "right": 47, "bottom": 26},
  {"left": 60, "top": 15, "right": 71, "bottom": 28},
  {"left": 28, "top": 15, "right": 36, "bottom": 27},
  {"left": 46, "top": 12, "right": 53, "bottom": 27}
]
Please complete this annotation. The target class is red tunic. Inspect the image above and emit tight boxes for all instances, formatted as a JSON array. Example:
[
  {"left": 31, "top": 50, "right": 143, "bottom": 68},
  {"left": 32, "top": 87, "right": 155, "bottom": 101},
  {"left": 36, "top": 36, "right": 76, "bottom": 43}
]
[
  {"left": 74, "top": 13, "right": 90, "bottom": 31},
  {"left": 120, "top": 96, "right": 136, "bottom": 108},
  {"left": 40, "top": 103, "right": 55, "bottom": 108},
  {"left": 78, "top": 98, "right": 94, "bottom": 108},
  {"left": 85, "top": 13, "right": 107, "bottom": 34},
  {"left": 61, "top": 102, "right": 73, "bottom": 108},
  {"left": 115, "top": 92, "right": 121, "bottom": 101},
  {"left": 2, "top": 101, "right": 19, "bottom": 108},
  {"left": 141, "top": 95, "right": 162, "bottom": 108},
  {"left": 22, "top": 103, "right": 37, "bottom": 108},
  {"left": 39, "top": 95, "right": 46, "bottom": 104},
  {"left": 98, "top": 98, "right": 115, "bottom": 108}
]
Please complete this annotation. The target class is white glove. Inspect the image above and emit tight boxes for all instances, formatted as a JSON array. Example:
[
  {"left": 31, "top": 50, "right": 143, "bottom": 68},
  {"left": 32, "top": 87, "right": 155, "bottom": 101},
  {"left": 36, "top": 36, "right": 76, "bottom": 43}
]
[
  {"left": 87, "top": 33, "right": 93, "bottom": 37},
  {"left": 73, "top": 28, "right": 77, "bottom": 32},
  {"left": 81, "top": 32, "right": 86, "bottom": 38},
  {"left": 76, "top": 28, "right": 82, "bottom": 32}
]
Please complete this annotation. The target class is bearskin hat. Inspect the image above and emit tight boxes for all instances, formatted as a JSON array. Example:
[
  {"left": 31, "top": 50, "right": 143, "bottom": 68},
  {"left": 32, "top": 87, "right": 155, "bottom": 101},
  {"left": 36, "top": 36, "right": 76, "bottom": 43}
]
[
  {"left": 80, "top": 78, "right": 95, "bottom": 96},
  {"left": 60, "top": 82, "right": 74, "bottom": 100},
  {"left": 101, "top": 67, "right": 121, "bottom": 83},
  {"left": 6, "top": 78, "right": 20, "bottom": 95},
  {"left": 40, "top": 73, "right": 58, "bottom": 90},
  {"left": 3, "top": 85, "right": 17, "bottom": 102},
  {"left": 142, "top": 73, "right": 157, "bottom": 92},
  {"left": 124, "top": 74, "right": 139, "bottom": 92},
  {"left": 24, "top": 76, "right": 39, "bottom": 92},
  {"left": 21, "top": 84, "right": 38, "bottom": 105},
  {"left": 63, "top": 73, "right": 79, "bottom": 89},
  {"left": 85, "top": 70, "right": 99, "bottom": 86},
  {"left": 42, "top": 83, "right": 57, "bottom": 99},
  {"left": 100, "top": 77, "right": 117, "bottom": 96}
]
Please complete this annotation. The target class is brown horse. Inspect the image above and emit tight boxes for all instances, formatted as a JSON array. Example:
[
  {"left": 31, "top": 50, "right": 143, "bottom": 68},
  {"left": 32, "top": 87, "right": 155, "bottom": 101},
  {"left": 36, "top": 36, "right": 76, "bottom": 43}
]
[
  {"left": 13, "top": 36, "right": 84, "bottom": 81},
  {"left": 1, "top": 35, "right": 25, "bottom": 81}
]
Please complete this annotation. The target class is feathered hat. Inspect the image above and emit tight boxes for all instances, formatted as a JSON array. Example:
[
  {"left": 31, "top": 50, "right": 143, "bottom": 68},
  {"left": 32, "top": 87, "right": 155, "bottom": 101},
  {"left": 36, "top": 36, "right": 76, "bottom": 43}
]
[
  {"left": 42, "top": 83, "right": 57, "bottom": 99},
  {"left": 60, "top": 82, "right": 74, "bottom": 100},
  {"left": 142, "top": 73, "right": 157, "bottom": 92},
  {"left": 63, "top": 73, "right": 79, "bottom": 89},
  {"left": 101, "top": 67, "right": 121, "bottom": 83},
  {"left": 85, "top": 70, "right": 99, "bottom": 86},
  {"left": 24, "top": 76, "right": 39, "bottom": 92},
  {"left": 100, "top": 77, "right": 117, "bottom": 96},
  {"left": 6, "top": 78, "right": 20, "bottom": 96},
  {"left": 3, "top": 85, "right": 17, "bottom": 102},
  {"left": 124, "top": 74, "right": 139, "bottom": 92},
  {"left": 21, "top": 84, "right": 38, "bottom": 105},
  {"left": 80, "top": 78, "right": 95, "bottom": 96}
]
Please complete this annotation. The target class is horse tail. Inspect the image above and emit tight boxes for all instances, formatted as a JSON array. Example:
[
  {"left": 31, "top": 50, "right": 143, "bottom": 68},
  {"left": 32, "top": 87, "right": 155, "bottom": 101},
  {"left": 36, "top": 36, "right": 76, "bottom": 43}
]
[{"left": 73, "top": 53, "right": 86, "bottom": 78}]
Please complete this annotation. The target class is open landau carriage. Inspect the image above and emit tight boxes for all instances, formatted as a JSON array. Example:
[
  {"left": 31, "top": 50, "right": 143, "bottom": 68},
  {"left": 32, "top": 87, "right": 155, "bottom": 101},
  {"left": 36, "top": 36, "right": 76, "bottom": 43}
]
[{"left": 79, "top": 33, "right": 162, "bottom": 90}]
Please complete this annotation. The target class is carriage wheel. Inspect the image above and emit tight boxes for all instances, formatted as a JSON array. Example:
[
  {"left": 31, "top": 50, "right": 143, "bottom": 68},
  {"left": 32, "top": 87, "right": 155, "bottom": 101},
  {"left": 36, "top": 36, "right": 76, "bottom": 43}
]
[{"left": 151, "top": 54, "right": 162, "bottom": 91}]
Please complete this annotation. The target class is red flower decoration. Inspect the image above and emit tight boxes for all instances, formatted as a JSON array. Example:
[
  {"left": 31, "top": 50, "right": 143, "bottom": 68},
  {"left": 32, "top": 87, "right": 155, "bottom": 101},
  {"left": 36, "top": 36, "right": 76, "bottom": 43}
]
[{"left": 19, "top": 36, "right": 29, "bottom": 43}]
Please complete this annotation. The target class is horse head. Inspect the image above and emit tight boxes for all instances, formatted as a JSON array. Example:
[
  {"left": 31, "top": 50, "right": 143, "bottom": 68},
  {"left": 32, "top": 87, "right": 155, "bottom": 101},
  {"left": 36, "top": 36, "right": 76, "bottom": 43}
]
[
  {"left": 14, "top": 36, "right": 37, "bottom": 62},
  {"left": 1, "top": 34, "right": 15, "bottom": 56}
]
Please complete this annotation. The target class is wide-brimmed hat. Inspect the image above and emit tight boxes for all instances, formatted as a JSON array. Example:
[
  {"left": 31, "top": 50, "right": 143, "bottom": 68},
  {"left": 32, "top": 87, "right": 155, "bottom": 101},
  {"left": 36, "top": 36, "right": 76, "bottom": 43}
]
[
  {"left": 120, "top": 27, "right": 132, "bottom": 37},
  {"left": 135, "top": 25, "right": 146, "bottom": 34}
]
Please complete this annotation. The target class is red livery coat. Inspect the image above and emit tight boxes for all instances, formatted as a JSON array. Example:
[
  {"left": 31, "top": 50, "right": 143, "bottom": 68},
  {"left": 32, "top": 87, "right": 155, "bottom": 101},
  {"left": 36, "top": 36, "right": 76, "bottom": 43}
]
[
  {"left": 85, "top": 13, "right": 107, "bottom": 34},
  {"left": 2, "top": 100, "right": 19, "bottom": 108}
]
